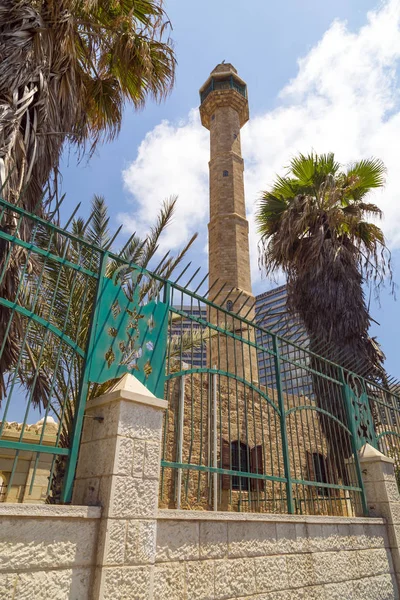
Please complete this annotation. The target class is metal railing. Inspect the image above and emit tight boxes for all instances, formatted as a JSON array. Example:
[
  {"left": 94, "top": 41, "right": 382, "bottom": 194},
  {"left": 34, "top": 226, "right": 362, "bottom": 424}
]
[
  {"left": 159, "top": 281, "right": 400, "bottom": 517},
  {"left": 365, "top": 381, "right": 400, "bottom": 485},
  {"left": 200, "top": 77, "right": 247, "bottom": 103},
  {"left": 0, "top": 197, "right": 399, "bottom": 515}
]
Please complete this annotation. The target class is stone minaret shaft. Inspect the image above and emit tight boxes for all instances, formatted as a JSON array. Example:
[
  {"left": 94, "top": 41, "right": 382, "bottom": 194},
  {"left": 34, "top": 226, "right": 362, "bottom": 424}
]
[
  {"left": 200, "top": 63, "right": 253, "bottom": 299},
  {"left": 199, "top": 63, "right": 257, "bottom": 382}
]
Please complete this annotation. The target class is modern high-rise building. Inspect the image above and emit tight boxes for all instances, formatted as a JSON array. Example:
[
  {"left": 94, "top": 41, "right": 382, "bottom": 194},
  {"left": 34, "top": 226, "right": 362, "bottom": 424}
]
[
  {"left": 170, "top": 305, "right": 207, "bottom": 368},
  {"left": 254, "top": 285, "right": 312, "bottom": 395}
]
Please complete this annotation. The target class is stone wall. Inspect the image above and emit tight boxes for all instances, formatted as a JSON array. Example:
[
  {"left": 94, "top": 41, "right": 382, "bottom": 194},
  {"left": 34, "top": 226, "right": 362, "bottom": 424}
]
[
  {"left": 1, "top": 376, "right": 400, "bottom": 600},
  {"left": 155, "top": 511, "right": 398, "bottom": 600},
  {"left": 0, "top": 504, "right": 100, "bottom": 599}
]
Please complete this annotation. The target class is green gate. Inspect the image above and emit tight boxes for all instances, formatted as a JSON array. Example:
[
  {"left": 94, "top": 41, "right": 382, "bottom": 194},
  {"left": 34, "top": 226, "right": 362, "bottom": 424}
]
[
  {"left": 0, "top": 197, "right": 169, "bottom": 503},
  {"left": 160, "top": 281, "right": 369, "bottom": 516},
  {"left": 1, "top": 195, "right": 398, "bottom": 514}
]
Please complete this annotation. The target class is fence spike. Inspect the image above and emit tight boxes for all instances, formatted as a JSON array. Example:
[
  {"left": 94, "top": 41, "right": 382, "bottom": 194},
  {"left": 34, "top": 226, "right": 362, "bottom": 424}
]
[
  {"left": 193, "top": 271, "right": 209, "bottom": 294},
  {"left": 105, "top": 224, "right": 123, "bottom": 250},
  {"left": 63, "top": 202, "right": 82, "bottom": 230},
  {"left": 184, "top": 266, "right": 202, "bottom": 290},
  {"left": 118, "top": 231, "right": 137, "bottom": 256},
  {"left": 173, "top": 262, "right": 192, "bottom": 285}
]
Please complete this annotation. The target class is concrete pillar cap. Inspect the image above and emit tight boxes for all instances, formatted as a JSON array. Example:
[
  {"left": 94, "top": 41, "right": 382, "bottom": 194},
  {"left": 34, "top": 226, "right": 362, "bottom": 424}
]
[
  {"left": 87, "top": 373, "right": 168, "bottom": 411},
  {"left": 359, "top": 443, "right": 394, "bottom": 464}
]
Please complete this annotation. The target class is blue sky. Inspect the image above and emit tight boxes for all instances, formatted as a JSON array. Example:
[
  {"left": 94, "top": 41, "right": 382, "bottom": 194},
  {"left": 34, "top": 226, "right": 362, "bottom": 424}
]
[{"left": 58, "top": 0, "right": 400, "bottom": 382}]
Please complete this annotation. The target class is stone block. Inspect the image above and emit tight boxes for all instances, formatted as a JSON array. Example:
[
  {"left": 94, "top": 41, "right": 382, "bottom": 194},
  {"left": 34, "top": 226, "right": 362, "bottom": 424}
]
[
  {"left": 126, "top": 520, "right": 156, "bottom": 565},
  {"left": 13, "top": 568, "right": 91, "bottom": 600},
  {"left": 310, "top": 524, "right": 342, "bottom": 552},
  {"left": 257, "top": 590, "right": 305, "bottom": 600},
  {"left": 286, "top": 553, "right": 315, "bottom": 588},
  {"left": 115, "top": 437, "right": 134, "bottom": 476},
  {"left": 91, "top": 402, "right": 120, "bottom": 441},
  {"left": 118, "top": 401, "right": 164, "bottom": 441},
  {"left": 156, "top": 520, "right": 199, "bottom": 562},
  {"left": 73, "top": 476, "right": 100, "bottom": 506},
  {"left": 362, "top": 461, "right": 397, "bottom": 484},
  {"left": 385, "top": 503, "right": 400, "bottom": 524},
  {"left": 348, "top": 524, "right": 369, "bottom": 549},
  {"left": 107, "top": 476, "right": 158, "bottom": 519},
  {"left": 101, "top": 565, "right": 151, "bottom": 600},
  {"left": 185, "top": 560, "right": 215, "bottom": 599},
  {"left": 388, "top": 524, "right": 400, "bottom": 550},
  {"left": 0, "top": 518, "right": 97, "bottom": 571},
  {"left": 144, "top": 441, "right": 161, "bottom": 479},
  {"left": 335, "top": 524, "right": 352, "bottom": 549},
  {"left": 313, "top": 550, "right": 359, "bottom": 584},
  {"left": 153, "top": 562, "right": 185, "bottom": 600},
  {"left": 324, "top": 581, "right": 355, "bottom": 600},
  {"left": 214, "top": 558, "right": 256, "bottom": 599},
  {"left": 353, "top": 574, "right": 399, "bottom": 600},
  {"left": 303, "top": 586, "right": 326, "bottom": 600},
  {"left": 274, "top": 522, "right": 309, "bottom": 553},
  {"left": 199, "top": 521, "right": 228, "bottom": 559},
  {"left": 357, "top": 548, "right": 393, "bottom": 578},
  {"left": 227, "top": 521, "right": 277, "bottom": 557},
  {"left": 0, "top": 573, "right": 18, "bottom": 600},
  {"left": 295, "top": 523, "right": 310, "bottom": 552},
  {"left": 384, "top": 481, "right": 400, "bottom": 503},
  {"left": 276, "top": 522, "right": 296, "bottom": 553},
  {"left": 254, "top": 555, "right": 288, "bottom": 593},
  {"left": 369, "top": 502, "right": 393, "bottom": 520},
  {"left": 367, "top": 481, "right": 400, "bottom": 504},
  {"left": 75, "top": 438, "right": 116, "bottom": 479},
  {"left": 132, "top": 440, "right": 146, "bottom": 478},
  {"left": 97, "top": 518, "right": 126, "bottom": 566},
  {"left": 80, "top": 414, "right": 94, "bottom": 443}
]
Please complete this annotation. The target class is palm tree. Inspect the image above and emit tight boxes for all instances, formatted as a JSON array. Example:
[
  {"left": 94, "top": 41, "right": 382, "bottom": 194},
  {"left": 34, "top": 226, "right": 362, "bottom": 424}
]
[
  {"left": 0, "top": 0, "right": 175, "bottom": 395},
  {"left": 256, "top": 153, "right": 393, "bottom": 484},
  {"left": 256, "top": 152, "right": 392, "bottom": 380},
  {"left": 16, "top": 194, "right": 198, "bottom": 500}
]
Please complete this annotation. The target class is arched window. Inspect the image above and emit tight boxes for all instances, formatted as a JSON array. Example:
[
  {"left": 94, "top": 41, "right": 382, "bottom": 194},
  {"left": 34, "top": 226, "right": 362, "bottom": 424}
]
[
  {"left": 223, "top": 170, "right": 229, "bottom": 177},
  {"left": 221, "top": 441, "right": 265, "bottom": 492},
  {"left": 226, "top": 300, "right": 233, "bottom": 312},
  {"left": 307, "top": 452, "right": 330, "bottom": 497}
]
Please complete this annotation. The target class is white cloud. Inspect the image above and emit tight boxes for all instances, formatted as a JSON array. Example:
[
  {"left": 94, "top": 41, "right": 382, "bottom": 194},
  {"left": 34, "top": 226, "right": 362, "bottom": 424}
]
[
  {"left": 121, "top": 0, "right": 400, "bottom": 289},
  {"left": 120, "top": 109, "right": 208, "bottom": 255}
]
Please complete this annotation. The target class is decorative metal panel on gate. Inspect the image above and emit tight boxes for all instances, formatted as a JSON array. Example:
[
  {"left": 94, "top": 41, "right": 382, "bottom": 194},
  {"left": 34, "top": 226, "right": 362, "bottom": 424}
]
[{"left": 344, "top": 375, "right": 378, "bottom": 451}]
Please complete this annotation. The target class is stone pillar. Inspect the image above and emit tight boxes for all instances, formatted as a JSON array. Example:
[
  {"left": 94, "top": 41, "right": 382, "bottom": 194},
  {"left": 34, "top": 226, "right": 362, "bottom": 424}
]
[
  {"left": 72, "top": 373, "right": 167, "bottom": 600},
  {"left": 360, "top": 443, "right": 400, "bottom": 589}
]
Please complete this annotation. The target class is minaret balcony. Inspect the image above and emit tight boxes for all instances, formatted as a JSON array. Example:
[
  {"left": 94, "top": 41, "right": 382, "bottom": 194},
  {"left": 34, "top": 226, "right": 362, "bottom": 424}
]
[{"left": 200, "top": 76, "right": 247, "bottom": 104}]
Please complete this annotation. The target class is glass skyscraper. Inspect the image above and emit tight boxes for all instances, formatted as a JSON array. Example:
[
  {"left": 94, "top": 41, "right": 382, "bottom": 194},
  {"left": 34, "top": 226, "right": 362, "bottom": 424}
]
[{"left": 254, "top": 285, "right": 312, "bottom": 396}]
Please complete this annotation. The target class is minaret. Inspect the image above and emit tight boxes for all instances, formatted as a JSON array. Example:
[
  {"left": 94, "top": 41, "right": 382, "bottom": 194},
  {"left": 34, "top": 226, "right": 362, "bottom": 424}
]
[{"left": 199, "top": 63, "right": 257, "bottom": 382}]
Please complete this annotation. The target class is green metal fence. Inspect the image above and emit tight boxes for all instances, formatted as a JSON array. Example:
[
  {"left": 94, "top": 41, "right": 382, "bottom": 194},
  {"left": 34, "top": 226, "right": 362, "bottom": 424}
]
[
  {"left": 0, "top": 196, "right": 399, "bottom": 515},
  {"left": 0, "top": 196, "right": 169, "bottom": 503},
  {"left": 159, "top": 281, "right": 400, "bottom": 517},
  {"left": 365, "top": 380, "right": 400, "bottom": 485}
]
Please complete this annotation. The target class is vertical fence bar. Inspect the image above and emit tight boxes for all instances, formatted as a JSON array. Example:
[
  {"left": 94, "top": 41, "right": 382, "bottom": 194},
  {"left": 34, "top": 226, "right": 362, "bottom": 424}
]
[
  {"left": 213, "top": 369, "right": 218, "bottom": 511},
  {"left": 340, "top": 368, "right": 369, "bottom": 517},
  {"left": 272, "top": 334, "right": 294, "bottom": 514},
  {"left": 61, "top": 251, "right": 108, "bottom": 503},
  {"left": 176, "top": 374, "right": 185, "bottom": 509}
]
